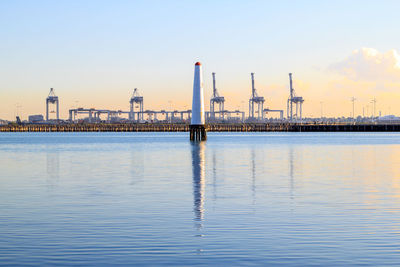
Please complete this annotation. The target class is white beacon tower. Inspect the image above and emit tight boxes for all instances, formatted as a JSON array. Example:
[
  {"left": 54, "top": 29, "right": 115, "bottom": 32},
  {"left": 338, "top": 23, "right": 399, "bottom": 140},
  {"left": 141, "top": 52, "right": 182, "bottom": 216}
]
[{"left": 190, "top": 62, "right": 207, "bottom": 141}]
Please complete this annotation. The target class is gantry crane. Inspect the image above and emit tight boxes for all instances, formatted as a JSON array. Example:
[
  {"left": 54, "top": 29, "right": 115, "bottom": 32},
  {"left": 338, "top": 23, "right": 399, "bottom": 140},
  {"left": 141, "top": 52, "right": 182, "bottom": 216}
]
[
  {"left": 287, "top": 73, "right": 304, "bottom": 121},
  {"left": 129, "top": 88, "right": 144, "bottom": 121},
  {"left": 210, "top": 72, "right": 225, "bottom": 120},
  {"left": 46, "top": 88, "right": 59, "bottom": 121},
  {"left": 249, "top": 73, "right": 265, "bottom": 120}
]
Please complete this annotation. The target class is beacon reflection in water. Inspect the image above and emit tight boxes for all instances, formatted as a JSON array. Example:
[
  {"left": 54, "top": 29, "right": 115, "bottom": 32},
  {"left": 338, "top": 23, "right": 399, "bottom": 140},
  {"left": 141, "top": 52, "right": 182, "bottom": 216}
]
[{"left": 191, "top": 141, "right": 206, "bottom": 228}]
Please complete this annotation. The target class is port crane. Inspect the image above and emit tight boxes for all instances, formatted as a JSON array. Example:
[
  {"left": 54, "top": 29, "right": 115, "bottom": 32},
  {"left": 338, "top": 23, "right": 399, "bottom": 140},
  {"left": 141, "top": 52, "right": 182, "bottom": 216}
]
[
  {"left": 129, "top": 88, "right": 144, "bottom": 121},
  {"left": 46, "top": 88, "right": 59, "bottom": 121},
  {"left": 249, "top": 73, "right": 265, "bottom": 120},
  {"left": 210, "top": 72, "right": 225, "bottom": 120},
  {"left": 287, "top": 73, "right": 304, "bottom": 121}
]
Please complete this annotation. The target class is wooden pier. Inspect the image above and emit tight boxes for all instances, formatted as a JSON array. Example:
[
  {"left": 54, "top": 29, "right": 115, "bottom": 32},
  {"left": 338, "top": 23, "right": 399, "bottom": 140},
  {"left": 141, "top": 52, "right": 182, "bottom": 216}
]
[{"left": 1, "top": 123, "right": 400, "bottom": 132}]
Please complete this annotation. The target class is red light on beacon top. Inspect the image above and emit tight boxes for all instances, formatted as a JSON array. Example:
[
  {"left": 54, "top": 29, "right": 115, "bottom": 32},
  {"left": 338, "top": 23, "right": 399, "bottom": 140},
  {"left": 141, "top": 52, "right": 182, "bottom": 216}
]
[{"left": 195, "top": 62, "right": 201, "bottom": 66}]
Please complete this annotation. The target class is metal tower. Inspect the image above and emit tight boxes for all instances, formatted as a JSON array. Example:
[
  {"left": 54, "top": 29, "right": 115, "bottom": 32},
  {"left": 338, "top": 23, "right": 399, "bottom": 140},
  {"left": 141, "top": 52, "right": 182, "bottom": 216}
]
[
  {"left": 248, "top": 73, "right": 265, "bottom": 120},
  {"left": 351, "top": 97, "right": 356, "bottom": 119},
  {"left": 210, "top": 72, "right": 225, "bottom": 120},
  {"left": 287, "top": 73, "right": 304, "bottom": 122},
  {"left": 129, "top": 88, "right": 144, "bottom": 121},
  {"left": 46, "top": 88, "right": 59, "bottom": 121},
  {"left": 371, "top": 98, "right": 377, "bottom": 118}
]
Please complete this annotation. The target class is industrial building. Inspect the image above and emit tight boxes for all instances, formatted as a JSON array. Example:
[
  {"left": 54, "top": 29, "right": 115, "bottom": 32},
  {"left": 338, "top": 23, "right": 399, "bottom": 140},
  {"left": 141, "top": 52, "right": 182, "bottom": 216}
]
[{"left": 28, "top": 115, "right": 44, "bottom": 123}]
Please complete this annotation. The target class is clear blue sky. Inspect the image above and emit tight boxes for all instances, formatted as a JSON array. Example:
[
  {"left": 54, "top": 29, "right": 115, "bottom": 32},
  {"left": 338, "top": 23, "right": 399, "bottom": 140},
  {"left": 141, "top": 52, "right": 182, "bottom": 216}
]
[{"left": 1, "top": 0, "right": 400, "bottom": 119}]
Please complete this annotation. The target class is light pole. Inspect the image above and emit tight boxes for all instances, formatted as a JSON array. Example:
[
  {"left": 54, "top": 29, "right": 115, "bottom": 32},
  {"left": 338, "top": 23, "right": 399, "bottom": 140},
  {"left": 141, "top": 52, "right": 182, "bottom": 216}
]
[
  {"left": 168, "top": 100, "right": 172, "bottom": 123},
  {"left": 240, "top": 100, "right": 245, "bottom": 119},
  {"left": 320, "top": 101, "right": 323, "bottom": 119},
  {"left": 15, "top": 103, "right": 22, "bottom": 119},
  {"left": 351, "top": 97, "right": 356, "bottom": 120},
  {"left": 371, "top": 98, "right": 377, "bottom": 118}
]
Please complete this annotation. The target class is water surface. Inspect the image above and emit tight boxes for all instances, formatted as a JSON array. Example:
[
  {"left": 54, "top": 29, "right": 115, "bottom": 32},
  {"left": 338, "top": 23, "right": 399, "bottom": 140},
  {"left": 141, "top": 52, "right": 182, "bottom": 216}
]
[{"left": 1, "top": 132, "right": 400, "bottom": 265}]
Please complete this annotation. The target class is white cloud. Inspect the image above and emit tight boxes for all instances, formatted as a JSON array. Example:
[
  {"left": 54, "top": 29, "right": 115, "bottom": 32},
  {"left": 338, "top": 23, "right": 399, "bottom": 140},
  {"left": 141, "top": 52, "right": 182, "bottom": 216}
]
[{"left": 328, "top": 48, "right": 400, "bottom": 82}]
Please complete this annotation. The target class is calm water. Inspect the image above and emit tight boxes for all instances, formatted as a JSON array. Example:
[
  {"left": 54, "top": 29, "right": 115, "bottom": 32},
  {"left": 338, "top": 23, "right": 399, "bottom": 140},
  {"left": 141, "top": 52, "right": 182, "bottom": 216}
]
[{"left": 1, "top": 132, "right": 400, "bottom": 266}]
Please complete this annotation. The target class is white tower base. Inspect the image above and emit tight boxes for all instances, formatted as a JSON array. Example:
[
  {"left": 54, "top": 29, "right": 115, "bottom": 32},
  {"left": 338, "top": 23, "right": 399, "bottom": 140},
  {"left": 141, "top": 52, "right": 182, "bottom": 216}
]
[{"left": 190, "top": 62, "right": 206, "bottom": 141}]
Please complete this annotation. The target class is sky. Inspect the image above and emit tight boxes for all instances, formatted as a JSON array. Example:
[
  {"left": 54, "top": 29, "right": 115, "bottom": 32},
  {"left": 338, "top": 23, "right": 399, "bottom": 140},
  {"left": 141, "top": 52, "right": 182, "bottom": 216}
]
[{"left": 1, "top": 0, "right": 400, "bottom": 120}]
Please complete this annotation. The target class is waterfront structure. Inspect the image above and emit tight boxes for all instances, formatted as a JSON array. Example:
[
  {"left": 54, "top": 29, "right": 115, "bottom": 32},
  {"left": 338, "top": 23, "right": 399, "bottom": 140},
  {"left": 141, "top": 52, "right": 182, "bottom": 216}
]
[
  {"left": 248, "top": 73, "right": 265, "bottom": 121},
  {"left": 263, "top": 108, "right": 284, "bottom": 120},
  {"left": 129, "top": 88, "right": 144, "bottom": 121},
  {"left": 28, "top": 115, "right": 44, "bottom": 123},
  {"left": 210, "top": 72, "right": 225, "bottom": 120},
  {"left": 190, "top": 62, "right": 207, "bottom": 141},
  {"left": 46, "top": 88, "right": 59, "bottom": 121},
  {"left": 68, "top": 108, "right": 130, "bottom": 123},
  {"left": 287, "top": 73, "right": 304, "bottom": 122},
  {"left": 4, "top": 122, "right": 400, "bottom": 132}
]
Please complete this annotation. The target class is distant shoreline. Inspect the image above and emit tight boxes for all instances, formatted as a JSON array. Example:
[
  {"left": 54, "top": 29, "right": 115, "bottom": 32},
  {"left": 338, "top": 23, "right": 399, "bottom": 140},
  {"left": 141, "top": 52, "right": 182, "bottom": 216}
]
[{"left": 2, "top": 123, "right": 400, "bottom": 132}]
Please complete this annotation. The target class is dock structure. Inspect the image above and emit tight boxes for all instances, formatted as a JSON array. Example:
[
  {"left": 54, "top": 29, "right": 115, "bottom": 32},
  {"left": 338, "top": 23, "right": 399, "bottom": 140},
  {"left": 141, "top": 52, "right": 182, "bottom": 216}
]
[
  {"left": 263, "top": 108, "right": 284, "bottom": 120},
  {"left": 190, "top": 62, "right": 207, "bottom": 141},
  {"left": 2, "top": 123, "right": 400, "bottom": 132},
  {"left": 68, "top": 107, "right": 192, "bottom": 123}
]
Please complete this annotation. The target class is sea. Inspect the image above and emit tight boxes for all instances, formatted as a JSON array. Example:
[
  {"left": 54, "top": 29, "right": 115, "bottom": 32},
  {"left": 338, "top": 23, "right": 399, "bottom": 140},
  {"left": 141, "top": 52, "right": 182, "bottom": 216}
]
[{"left": 1, "top": 132, "right": 400, "bottom": 266}]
